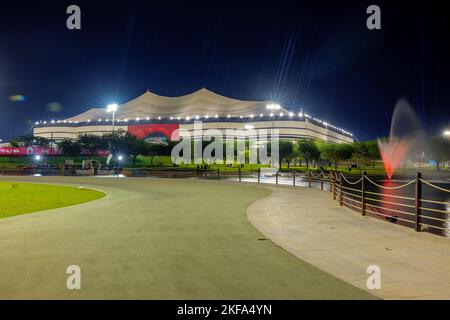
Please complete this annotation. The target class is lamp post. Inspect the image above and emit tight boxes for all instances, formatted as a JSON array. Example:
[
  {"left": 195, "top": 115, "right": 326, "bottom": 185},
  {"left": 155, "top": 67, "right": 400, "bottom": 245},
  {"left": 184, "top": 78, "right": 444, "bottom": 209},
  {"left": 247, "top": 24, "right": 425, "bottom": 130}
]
[
  {"left": 107, "top": 104, "right": 118, "bottom": 133},
  {"left": 266, "top": 103, "right": 281, "bottom": 137},
  {"left": 443, "top": 129, "right": 450, "bottom": 138}
]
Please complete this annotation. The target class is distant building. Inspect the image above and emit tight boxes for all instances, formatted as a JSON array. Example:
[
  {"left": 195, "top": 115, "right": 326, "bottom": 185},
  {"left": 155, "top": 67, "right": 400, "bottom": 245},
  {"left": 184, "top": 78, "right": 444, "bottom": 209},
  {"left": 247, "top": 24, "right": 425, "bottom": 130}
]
[{"left": 33, "top": 88, "right": 354, "bottom": 143}]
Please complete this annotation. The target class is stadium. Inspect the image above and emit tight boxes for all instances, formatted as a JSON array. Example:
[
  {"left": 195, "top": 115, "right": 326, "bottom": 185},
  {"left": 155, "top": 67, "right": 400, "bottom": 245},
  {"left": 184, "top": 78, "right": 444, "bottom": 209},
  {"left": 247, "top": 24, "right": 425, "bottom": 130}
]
[{"left": 33, "top": 88, "right": 354, "bottom": 144}]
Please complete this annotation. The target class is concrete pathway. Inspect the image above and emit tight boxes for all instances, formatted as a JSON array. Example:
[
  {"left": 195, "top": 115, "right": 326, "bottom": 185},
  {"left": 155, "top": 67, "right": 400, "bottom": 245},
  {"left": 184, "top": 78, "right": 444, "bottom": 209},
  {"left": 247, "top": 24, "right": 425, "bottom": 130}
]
[{"left": 247, "top": 185, "right": 450, "bottom": 299}]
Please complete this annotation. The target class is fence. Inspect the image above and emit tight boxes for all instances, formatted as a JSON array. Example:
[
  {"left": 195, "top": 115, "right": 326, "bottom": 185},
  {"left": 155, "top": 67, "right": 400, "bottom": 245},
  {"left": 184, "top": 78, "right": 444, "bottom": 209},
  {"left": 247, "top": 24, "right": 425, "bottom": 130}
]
[{"left": 2, "top": 165, "right": 449, "bottom": 236}]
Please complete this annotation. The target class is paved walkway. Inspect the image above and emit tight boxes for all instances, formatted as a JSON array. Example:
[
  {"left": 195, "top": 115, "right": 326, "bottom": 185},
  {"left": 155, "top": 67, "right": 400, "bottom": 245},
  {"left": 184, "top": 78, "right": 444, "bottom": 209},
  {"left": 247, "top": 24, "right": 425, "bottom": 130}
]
[
  {"left": 0, "top": 176, "right": 374, "bottom": 299},
  {"left": 247, "top": 185, "right": 450, "bottom": 299}
]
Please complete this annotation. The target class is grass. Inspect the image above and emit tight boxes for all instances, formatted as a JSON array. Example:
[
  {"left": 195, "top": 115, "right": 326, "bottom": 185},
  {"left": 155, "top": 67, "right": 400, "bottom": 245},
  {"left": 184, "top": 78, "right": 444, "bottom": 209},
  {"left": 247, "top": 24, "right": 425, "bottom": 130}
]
[
  {"left": 0, "top": 178, "right": 375, "bottom": 299},
  {"left": 0, "top": 182, "right": 105, "bottom": 219}
]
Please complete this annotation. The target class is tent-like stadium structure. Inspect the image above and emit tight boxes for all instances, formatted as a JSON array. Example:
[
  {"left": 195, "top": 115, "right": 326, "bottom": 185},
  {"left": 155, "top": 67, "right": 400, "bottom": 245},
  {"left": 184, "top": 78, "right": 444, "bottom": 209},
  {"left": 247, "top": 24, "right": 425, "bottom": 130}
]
[{"left": 33, "top": 88, "right": 354, "bottom": 143}]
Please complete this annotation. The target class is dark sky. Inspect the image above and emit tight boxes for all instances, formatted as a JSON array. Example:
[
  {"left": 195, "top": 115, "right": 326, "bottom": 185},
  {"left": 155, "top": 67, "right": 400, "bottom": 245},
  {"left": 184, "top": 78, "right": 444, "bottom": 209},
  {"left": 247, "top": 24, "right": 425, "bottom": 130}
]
[{"left": 0, "top": 0, "right": 449, "bottom": 141}]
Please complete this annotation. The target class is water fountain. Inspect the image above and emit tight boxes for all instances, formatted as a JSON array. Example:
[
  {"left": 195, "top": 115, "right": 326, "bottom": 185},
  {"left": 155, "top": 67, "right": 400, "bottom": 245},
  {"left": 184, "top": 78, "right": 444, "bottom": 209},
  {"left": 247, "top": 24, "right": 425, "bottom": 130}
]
[{"left": 377, "top": 99, "right": 422, "bottom": 179}]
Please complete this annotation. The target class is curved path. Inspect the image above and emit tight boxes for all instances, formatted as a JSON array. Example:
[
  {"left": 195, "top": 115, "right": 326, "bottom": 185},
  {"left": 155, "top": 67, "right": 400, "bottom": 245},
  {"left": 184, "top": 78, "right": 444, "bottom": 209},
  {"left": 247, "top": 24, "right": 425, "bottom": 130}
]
[
  {"left": 248, "top": 185, "right": 450, "bottom": 300},
  {"left": 0, "top": 176, "right": 374, "bottom": 299}
]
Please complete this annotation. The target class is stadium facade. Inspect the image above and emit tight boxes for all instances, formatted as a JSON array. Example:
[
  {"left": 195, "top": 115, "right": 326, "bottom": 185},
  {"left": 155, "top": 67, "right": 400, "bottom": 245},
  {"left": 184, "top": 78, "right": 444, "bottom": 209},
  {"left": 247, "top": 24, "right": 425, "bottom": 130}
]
[{"left": 33, "top": 88, "right": 354, "bottom": 144}]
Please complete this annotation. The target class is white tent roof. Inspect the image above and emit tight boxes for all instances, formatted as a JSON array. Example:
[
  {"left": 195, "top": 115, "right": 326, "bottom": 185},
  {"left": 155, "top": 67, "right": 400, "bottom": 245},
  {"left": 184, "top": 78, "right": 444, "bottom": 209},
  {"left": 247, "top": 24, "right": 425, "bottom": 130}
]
[{"left": 65, "top": 88, "right": 289, "bottom": 121}]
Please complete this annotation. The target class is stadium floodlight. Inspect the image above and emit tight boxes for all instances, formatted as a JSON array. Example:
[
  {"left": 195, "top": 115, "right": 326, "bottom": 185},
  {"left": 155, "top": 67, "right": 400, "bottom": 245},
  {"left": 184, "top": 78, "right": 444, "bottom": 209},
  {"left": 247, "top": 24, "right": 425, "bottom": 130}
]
[
  {"left": 117, "top": 155, "right": 123, "bottom": 161},
  {"left": 35, "top": 155, "right": 41, "bottom": 161},
  {"left": 444, "top": 129, "right": 450, "bottom": 136},
  {"left": 266, "top": 103, "right": 281, "bottom": 134},
  {"left": 106, "top": 103, "right": 119, "bottom": 133}
]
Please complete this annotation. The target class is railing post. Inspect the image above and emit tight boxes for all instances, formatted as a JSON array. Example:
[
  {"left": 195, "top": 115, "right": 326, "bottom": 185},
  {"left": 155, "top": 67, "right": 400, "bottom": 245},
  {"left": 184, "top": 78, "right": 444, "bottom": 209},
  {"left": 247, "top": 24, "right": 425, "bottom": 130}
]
[
  {"left": 276, "top": 170, "right": 279, "bottom": 185},
  {"left": 415, "top": 172, "right": 422, "bottom": 232},
  {"left": 217, "top": 167, "right": 220, "bottom": 180},
  {"left": 308, "top": 171, "right": 311, "bottom": 188},
  {"left": 339, "top": 173, "right": 343, "bottom": 206},
  {"left": 333, "top": 171, "right": 337, "bottom": 200},
  {"left": 194, "top": 168, "right": 197, "bottom": 180},
  {"left": 329, "top": 172, "right": 332, "bottom": 192},
  {"left": 361, "top": 172, "right": 366, "bottom": 216},
  {"left": 257, "top": 168, "right": 260, "bottom": 183},
  {"left": 168, "top": 168, "right": 172, "bottom": 179},
  {"left": 293, "top": 170, "right": 296, "bottom": 186},
  {"left": 320, "top": 171, "right": 324, "bottom": 190},
  {"left": 238, "top": 167, "right": 241, "bottom": 182}
]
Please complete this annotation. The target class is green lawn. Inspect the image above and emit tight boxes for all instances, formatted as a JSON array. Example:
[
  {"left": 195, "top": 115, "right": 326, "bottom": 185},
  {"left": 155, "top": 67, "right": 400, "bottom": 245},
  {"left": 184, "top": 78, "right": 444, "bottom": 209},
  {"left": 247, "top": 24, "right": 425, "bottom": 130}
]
[{"left": 0, "top": 182, "right": 105, "bottom": 219}]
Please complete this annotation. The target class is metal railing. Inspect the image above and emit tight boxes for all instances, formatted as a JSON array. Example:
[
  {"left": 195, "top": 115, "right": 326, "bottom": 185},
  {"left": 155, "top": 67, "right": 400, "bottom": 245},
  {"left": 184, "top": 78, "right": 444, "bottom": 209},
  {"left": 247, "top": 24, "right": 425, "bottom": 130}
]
[
  {"left": 2, "top": 164, "right": 449, "bottom": 237},
  {"left": 307, "top": 170, "right": 450, "bottom": 237}
]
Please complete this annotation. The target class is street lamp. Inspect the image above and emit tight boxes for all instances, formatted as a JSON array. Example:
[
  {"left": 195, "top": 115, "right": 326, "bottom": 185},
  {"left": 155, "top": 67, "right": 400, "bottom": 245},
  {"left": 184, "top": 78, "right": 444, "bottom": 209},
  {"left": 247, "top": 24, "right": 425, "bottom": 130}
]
[
  {"left": 443, "top": 129, "right": 450, "bottom": 138},
  {"left": 266, "top": 103, "right": 281, "bottom": 136},
  {"left": 106, "top": 103, "right": 118, "bottom": 133}
]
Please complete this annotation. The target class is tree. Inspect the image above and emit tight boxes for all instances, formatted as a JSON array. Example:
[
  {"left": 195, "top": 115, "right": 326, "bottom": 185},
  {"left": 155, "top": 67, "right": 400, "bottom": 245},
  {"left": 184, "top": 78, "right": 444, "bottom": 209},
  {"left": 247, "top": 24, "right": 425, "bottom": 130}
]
[
  {"left": 279, "top": 140, "right": 294, "bottom": 169},
  {"left": 78, "top": 134, "right": 107, "bottom": 157},
  {"left": 297, "top": 139, "right": 320, "bottom": 169},
  {"left": 365, "top": 140, "right": 381, "bottom": 168},
  {"left": 103, "top": 131, "right": 154, "bottom": 166},
  {"left": 428, "top": 137, "right": 450, "bottom": 171},
  {"left": 352, "top": 142, "right": 369, "bottom": 170},
  {"left": 59, "top": 139, "right": 82, "bottom": 157}
]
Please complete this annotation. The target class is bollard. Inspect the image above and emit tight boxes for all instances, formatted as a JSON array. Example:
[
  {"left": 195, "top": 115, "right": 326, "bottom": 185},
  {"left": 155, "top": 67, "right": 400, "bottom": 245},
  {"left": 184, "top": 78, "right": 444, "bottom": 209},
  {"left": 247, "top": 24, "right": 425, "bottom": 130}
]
[
  {"left": 257, "top": 168, "right": 260, "bottom": 183},
  {"left": 276, "top": 170, "right": 279, "bottom": 185},
  {"left": 293, "top": 171, "right": 296, "bottom": 186},
  {"left": 217, "top": 168, "right": 220, "bottom": 180},
  {"left": 238, "top": 167, "right": 241, "bottom": 182},
  {"left": 308, "top": 171, "right": 311, "bottom": 187},
  {"left": 415, "top": 172, "right": 422, "bottom": 232}
]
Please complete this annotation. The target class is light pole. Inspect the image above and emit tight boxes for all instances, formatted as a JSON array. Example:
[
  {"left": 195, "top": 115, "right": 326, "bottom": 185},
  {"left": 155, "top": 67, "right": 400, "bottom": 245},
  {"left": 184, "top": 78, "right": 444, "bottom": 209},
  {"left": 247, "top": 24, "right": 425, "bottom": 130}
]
[
  {"left": 107, "top": 104, "right": 118, "bottom": 133},
  {"left": 266, "top": 103, "right": 281, "bottom": 136},
  {"left": 443, "top": 129, "right": 450, "bottom": 138}
]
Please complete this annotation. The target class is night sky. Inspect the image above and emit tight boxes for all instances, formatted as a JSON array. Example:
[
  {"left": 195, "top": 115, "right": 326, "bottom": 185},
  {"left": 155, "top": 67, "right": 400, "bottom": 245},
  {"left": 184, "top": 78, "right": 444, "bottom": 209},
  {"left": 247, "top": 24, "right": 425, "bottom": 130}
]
[{"left": 0, "top": 0, "right": 449, "bottom": 141}]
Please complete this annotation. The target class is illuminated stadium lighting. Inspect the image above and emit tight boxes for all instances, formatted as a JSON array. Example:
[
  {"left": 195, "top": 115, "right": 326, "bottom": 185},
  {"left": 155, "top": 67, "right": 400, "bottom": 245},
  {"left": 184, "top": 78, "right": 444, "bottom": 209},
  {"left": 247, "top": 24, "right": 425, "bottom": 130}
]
[
  {"left": 98, "top": 118, "right": 102, "bottom": 122},
  {"left": 289, "top": 112, "right": 294, "bottom": 117},
  {"left": 117, "top": 155, "right": 124, "bottom": 161},
  {"left": 279, "top": 112, "right": 284, "bottom": 117},
  {"left": 186, "top": 116, "right": 190, "bottom": 120},
  {"left": 205, "top": 115, "right": 209, "bottom": 119},
  {"left": 240, "top": 115, "right": 243, "bottom": 119},
  {"left": 269, "top": 113, "right": 274, "bottom": 117},
  {"left": 250, "top": 114, "right": 254, "bottom": 118},
  {"left": 266, "top": 103, "right": 281, "bottom": 111},
  {"left": 146, "top": 116, "right": 150, "bottom": 120},
  {"left": 158, "top": 116, "right": 161, "bottom": 120},
  {"left": 195, "top": 115, "right": 200, "bottom": 120},
  {"left": 244, "top": 124, "right": 254, "bottom": 129},
  {"left": 443, "top": 129, "right": 450, "bottom": 137},
  {"left": 87, "top": 119, "right": 91, "bottom": 122},
  {"left": 136, "top": 117, "right": 140, "bottom": 121},
  {"left": 260, "top": 113, "right": 263, "bottom": 117},
  {"left": 34, "top": 155, "right": 41, "bottom": 161},
  {"left": 170, "top": 116, "right": 173, "bottom": 120},
  {"left": 35, "top": 121, "right": 39, "bottom": 125},
  {"left": 106, "top": 104, "right": 118, "bottom": 113},
  {"left": 124, "top": 118, "right": 128, "bottom": 122},
  {"left": 227, "top": 114, "right": 231, "bottom": 118},
  {"left": 215, "top": 114, "right": 218, "bottom": 118},
  {"left": 299, "top": 112, "right": 304, "bottom": 117}
]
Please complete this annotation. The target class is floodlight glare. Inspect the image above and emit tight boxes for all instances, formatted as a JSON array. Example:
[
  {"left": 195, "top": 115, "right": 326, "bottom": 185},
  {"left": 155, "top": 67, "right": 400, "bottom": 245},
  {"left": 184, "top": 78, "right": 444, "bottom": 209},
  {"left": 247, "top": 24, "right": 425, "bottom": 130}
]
[
  {"left": 35, "top": 155, "right": 41, "bottom": 161},
  {"left": 266, "top": 103, "right": 281, "bottom": 110},
  {"left": 117, "top": 155, "right": 124, "bottom": 161},
  {"left": 443, "top": 129, "right": 450, "bottom": 137},
  {"left": 106, "top": 104, "right": 118, "bottom": 112}
]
